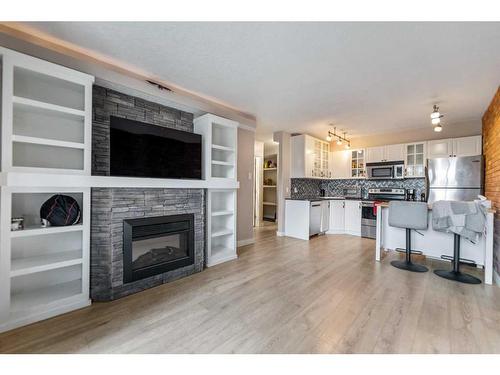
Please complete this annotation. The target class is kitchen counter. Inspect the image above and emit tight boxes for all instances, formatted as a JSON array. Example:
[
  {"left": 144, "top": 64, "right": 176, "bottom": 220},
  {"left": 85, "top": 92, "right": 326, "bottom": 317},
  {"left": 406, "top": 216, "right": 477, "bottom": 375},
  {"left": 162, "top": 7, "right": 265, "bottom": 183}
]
[
  {"left": 374, "top": 202, "right": 495, "bottom": 284},
  {"left": 286, "top": 197, "right": 362, "bottom": 201},
  {"left": 375, "top": 201, "right": 496, "bottom": 213}
]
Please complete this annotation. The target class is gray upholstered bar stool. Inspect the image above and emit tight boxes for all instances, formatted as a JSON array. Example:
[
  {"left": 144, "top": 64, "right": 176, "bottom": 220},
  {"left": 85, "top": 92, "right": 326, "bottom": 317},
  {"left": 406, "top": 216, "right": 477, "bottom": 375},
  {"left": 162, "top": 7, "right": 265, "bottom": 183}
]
[{"left": 389, "top": 201, "right": 429, "bottom": 273}]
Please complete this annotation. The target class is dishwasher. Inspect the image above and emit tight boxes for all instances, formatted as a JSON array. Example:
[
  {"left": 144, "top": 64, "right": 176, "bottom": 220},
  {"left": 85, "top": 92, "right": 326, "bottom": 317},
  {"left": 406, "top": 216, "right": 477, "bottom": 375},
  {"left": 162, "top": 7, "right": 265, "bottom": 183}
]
[{"left": 309, "top": 201, "right": 322, "bottom": 236}]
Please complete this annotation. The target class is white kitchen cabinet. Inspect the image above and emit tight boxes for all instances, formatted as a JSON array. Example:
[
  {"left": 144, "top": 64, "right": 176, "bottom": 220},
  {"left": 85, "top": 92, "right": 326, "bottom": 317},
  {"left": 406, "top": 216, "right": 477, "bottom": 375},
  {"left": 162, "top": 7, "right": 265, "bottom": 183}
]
[
  {"left": 366, "top": 144, "right": 404, "bottom": 163},
  {"left": 453, "top": 136, "right": 482, "bottom": 157},
  {"left": 320, "top": 201, "right": 330, "bottom": 233},
  {"left": 327, "top": 200, "right": 345, "bottom": 234},
  {"left": 330, "top": 150, "right": 351, "bottom": 179},
  {"left": 366, "top": 146, "right": 385, "bottom": 163},
  {"left": 427, "top": 135, "right": 482, "bottom": 158},
  {"left": 291, "top": 134, "right": 331, "bottom": 178},
  {"left": 427, "top": 138, "right": 454, "bottom": 158},
  {"left": 350, "top": 150, "right": 366, "bottom": 178},
  {"left": 344, "top": 200, "right": 361, "bottom": 236},
  {"left": 385, "top": 144, "right": 405, "bottom": 162},
  {"left": 405, "top": 142, "right": 426, "bottom": 178}
]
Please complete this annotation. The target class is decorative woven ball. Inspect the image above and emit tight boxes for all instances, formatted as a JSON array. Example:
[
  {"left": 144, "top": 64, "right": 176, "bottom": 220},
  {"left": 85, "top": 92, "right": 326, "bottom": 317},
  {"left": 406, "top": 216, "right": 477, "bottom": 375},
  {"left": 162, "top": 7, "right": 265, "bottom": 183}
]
[{"left": 40, "top": 194, "right": 81, "bottom": 226}]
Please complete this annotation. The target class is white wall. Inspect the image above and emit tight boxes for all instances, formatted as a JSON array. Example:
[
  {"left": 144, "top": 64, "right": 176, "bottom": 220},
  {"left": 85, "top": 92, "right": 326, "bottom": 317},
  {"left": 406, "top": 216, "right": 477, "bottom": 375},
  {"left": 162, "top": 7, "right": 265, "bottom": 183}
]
[
  {"left": 273, "top": 131, "right": 292, "bottom": 235},
  {"left": 237, "top": 128, "right": 255, "bottom": 244}
]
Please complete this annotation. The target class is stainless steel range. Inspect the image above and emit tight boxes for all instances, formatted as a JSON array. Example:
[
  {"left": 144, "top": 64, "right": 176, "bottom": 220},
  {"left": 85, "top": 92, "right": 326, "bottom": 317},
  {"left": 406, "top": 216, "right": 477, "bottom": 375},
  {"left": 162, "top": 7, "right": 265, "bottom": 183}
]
[{"left": 361, "top": 188, "right": 406, "bottom": 239}]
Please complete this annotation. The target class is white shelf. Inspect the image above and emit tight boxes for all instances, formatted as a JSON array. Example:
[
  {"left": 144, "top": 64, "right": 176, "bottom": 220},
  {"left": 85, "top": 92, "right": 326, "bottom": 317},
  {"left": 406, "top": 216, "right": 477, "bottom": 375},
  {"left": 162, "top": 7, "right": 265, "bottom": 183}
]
[
  {"left": 11, "top": 251, "right": 82, "bottom": 278},
  {"left": 11, "top": 224, "right": 84, "bottom": 238},
  {"left": 264, "top": 168, "right": 277, "bottom": 171},
  {"left": 211, "top": 160, "right": 234, "bottom": 166},
  {"left": 12, "top": 135, "right": 85, "bottom": 150},
  {"left": 12, "top": 96, "right": 85, "bottom": 118},
  {"left": 211, "top": 228, "right": 234, "bottom": 238},
  {"left": 0, "top": 47, "right": 93, "bottom": 334},
  {"left": 10, "top": 279, "right": 83, "bottom": 313},
  {"left": 212, "top": 144, "right": 235, "bottom": 152},
  {"left": 263, "top": 185, "right": 276, "bottom": 188},
  {"left": 212, "top": 210, "right": 234, "bottom": 217},
  {"left": 263, "top": 202, "right": 277, "bottom": 206},
  {"left": 209, "top": 246, "right": 238, "bottom": 265}
]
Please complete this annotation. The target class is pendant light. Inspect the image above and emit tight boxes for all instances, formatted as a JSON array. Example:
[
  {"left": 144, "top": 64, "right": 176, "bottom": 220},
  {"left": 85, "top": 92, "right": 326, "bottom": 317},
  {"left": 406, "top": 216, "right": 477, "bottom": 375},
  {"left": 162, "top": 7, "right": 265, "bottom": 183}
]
[{"left": 431, "top": 105, "right": 444, "bottom": 132}]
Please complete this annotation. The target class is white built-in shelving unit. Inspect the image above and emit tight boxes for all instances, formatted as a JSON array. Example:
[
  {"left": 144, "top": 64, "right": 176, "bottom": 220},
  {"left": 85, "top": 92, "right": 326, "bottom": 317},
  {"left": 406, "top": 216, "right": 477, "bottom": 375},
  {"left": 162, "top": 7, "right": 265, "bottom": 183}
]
[
  {"left": 194, "top": 114, "right": 239, "bottom": 267},
  {"left": 0, "top": 47, "right": 94, "bottom": 333},
  {"left": 262, "top": 152, "right": 278, "bottom": 222}
]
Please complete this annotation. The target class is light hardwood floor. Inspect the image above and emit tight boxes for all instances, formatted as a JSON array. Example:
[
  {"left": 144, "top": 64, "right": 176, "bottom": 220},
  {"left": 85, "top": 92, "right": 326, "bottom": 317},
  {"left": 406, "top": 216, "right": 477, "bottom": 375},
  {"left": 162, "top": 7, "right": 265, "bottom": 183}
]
[{"left": 1, "top": 225, "right": 500, "bottom": 353}]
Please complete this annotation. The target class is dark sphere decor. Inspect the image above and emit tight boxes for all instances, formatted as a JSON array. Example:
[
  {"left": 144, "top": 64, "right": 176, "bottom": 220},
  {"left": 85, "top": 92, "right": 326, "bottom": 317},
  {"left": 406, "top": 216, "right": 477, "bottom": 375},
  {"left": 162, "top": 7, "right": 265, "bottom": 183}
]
[{"left": 40, "top": 194, "right": 81, "bottom": 226}]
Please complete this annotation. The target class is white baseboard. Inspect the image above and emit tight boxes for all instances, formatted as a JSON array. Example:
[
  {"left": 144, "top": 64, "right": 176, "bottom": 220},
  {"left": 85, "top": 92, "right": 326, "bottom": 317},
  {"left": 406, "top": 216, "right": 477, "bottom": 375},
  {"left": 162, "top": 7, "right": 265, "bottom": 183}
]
[
  {"left": 276, "top": 231, "right": 285, "bottom": 237},
  {"left": 326, "top": 230, "right": 345, "bottom": 235},
  {"left": 494, "top": 269, "right": 500, "bottom": 286},
  {"left": 237, "top": 238, "right": 255, "bottom": 247}
]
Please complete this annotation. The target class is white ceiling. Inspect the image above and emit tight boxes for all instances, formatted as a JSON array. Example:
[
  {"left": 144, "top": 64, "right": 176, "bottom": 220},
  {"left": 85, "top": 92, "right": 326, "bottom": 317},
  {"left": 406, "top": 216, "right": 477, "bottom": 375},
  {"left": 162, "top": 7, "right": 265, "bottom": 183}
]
[{"left": 26, "top": 22, "right": 500, "bottom": 141}]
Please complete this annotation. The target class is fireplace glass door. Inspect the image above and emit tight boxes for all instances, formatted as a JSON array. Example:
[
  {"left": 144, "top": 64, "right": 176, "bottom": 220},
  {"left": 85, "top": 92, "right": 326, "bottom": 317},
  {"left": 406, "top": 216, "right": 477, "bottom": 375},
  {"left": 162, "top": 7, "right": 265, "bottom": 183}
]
[
  {"left": 132, "top": 232, "right": 188, "bottom": 271},
  {"left": 123, "top": 214, "right": 194, "bottom": 283}
]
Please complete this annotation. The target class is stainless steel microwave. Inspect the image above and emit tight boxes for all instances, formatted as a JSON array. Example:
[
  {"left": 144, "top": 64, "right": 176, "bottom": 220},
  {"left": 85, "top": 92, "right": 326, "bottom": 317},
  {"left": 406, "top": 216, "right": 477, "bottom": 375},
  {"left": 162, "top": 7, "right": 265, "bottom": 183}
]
[{"left": 366, "top": 161, "right": 405, "bottom": 179}]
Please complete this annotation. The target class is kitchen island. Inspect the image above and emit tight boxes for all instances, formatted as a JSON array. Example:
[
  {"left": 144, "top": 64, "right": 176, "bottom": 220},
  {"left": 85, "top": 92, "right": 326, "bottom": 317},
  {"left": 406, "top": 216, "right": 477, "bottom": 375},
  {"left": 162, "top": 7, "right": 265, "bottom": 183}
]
[{"left": 375, "top": 202, "right": 495, "bottom": 284}]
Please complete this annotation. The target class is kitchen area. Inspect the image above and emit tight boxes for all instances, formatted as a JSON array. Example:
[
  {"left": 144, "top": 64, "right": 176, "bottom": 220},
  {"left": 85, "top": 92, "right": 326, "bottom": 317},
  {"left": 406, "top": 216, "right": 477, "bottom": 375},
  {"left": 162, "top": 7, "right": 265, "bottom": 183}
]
[
  {"left": 283, "top": 132, "right": 494, "bottom": 283},
  {"left": 285, "top": 133, "right": 444, "bottom": 240}
]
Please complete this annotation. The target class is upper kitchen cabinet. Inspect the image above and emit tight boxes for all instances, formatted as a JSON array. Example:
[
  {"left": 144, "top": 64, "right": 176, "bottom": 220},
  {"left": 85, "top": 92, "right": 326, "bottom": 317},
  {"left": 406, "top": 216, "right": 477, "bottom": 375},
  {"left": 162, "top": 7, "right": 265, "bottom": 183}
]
[
  {"left": 404, "top": 142, "right": 426, "bottom": 178},
  {"left": 350, "top": 149, "right": 366, "bottom": 178},
  {"left": 365, "top": 146, "right": 385, "bottom": 163},
  {"left": 330, "top": 150, "right": 351, "bottom": 179},
  {"left": 427, "top": 135, "right": 482, "bottom": 159},
  {"left": 385, "top": 144, "right": 405, "bottom": 162},
  {"left": 366, "top": 144, "right": 404, "bottom": 163},
  {"left": 427, "top": 138, "right": 453, "bottom": 158},
  {"left": 452, "top": 135, "right": 482, "bottom": 157},
  {"left": 291, "top": 134, "right": 331, "bottom": 179}
]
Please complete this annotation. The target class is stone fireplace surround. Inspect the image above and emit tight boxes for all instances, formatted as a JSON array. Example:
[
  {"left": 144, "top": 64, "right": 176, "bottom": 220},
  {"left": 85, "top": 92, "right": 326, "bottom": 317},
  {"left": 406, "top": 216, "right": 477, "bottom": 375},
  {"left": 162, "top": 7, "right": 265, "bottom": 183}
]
[
  {"left": 90, "top": 86, "right": 205, "bottom": 301},
  {"left": 91, "top": 188, "right": 204, "bottom": 301}
]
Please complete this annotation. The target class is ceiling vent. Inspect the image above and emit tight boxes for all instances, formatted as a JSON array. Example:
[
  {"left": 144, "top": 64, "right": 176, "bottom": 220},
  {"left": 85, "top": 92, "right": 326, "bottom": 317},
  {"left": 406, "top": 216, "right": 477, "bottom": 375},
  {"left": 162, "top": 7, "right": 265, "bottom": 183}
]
[{"left": 146, "top": 80, "right": 172, "bottom": 92}]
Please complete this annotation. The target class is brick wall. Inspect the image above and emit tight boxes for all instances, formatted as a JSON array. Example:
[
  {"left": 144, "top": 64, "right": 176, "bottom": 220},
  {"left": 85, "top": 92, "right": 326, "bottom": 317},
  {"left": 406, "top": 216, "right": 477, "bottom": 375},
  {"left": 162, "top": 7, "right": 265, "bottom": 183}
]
[{"left": 482, "top": 87, "right": 500, "bottom": 277}]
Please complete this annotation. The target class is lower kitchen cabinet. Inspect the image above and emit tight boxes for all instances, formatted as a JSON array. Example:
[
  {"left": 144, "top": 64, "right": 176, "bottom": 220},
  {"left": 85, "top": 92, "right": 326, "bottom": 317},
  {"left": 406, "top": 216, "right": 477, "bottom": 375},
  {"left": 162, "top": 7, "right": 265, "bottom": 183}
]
[
  {"left": 344, "top": 200, "right": 362, "bottom": 236},
  {"left": 320, "top": 201, "right": 330, "bottom": 233},
  {"left": 327, "top": 200, "right": 345, "bottom": 234}
]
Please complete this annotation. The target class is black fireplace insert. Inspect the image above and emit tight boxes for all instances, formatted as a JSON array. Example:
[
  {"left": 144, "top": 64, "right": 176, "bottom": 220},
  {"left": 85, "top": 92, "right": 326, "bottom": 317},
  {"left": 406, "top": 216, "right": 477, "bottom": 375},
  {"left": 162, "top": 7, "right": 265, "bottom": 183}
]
[{"left": 123, "top": 214, "right": 194, "bottom": 283}]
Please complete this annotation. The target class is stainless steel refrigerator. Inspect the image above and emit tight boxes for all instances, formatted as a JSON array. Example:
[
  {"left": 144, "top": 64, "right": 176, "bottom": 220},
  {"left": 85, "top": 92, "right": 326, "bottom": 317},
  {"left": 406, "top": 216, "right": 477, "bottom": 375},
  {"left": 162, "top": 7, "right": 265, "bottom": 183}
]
[{"left": 426, "top": 155, "right": 484, "bottom": 203}]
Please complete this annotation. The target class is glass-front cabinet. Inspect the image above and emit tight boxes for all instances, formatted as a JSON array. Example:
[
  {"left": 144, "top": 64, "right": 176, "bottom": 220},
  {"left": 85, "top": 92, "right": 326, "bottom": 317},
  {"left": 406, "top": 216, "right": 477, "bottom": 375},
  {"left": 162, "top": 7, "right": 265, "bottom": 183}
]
[
  {"left": 405, "top": 142, "right": 426, "bottom": 177},
  {"left": 350, "top": 149, "right": 366, "bottom": 178},
  {"left": 312, "top": 139, "right": 330, "bottom": 178}
]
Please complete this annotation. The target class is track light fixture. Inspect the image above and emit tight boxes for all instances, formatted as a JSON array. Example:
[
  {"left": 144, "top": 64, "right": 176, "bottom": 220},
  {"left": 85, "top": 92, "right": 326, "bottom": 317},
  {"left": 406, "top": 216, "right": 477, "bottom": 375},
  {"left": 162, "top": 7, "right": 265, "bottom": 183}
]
[{"left": 327, "top": 126, "right": 351, "bottom": 148}]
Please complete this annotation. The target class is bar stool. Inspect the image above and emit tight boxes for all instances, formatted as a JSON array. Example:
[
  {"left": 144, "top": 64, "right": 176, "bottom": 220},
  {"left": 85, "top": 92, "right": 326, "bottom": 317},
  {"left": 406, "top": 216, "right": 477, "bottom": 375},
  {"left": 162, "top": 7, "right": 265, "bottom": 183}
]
[
  {"left": 433, "top": 233, "right": 481, "bottom": 284},
  {"left": 389, "top": 201, "right": 429, "bottom": 273}
]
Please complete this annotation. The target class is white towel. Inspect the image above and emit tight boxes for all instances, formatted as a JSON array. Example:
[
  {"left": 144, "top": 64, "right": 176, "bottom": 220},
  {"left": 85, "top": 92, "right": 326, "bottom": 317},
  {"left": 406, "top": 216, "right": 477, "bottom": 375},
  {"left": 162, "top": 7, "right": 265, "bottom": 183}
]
[{"left": 432, "top": 200, "right": 488, "bottom": 242}]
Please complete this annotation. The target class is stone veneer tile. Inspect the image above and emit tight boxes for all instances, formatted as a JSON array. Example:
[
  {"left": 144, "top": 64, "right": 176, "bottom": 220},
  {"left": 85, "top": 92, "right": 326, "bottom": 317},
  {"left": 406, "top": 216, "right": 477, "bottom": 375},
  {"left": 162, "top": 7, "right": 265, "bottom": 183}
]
[
  {"left": 92, "top": 85, "right": 193, "bottom": 176},
  {"left": 90, "top": 188, "right": 205, "bottom": 301},
  {"left": 90, "top": 86, "right": 204, "bottom": 301}
]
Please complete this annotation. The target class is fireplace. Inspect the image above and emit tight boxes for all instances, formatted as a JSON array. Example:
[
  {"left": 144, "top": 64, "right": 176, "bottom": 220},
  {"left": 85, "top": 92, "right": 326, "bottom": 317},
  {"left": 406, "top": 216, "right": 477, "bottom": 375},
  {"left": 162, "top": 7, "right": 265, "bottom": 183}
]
[{"left": 123, "top": 214, "right": 195, "bottom": 283}]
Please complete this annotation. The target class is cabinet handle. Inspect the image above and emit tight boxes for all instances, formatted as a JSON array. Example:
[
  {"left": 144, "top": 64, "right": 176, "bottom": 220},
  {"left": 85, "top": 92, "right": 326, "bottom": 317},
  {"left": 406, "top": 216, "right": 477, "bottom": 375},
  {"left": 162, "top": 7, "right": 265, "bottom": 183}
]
[{"left": 343, "top": 202, "right": 345, "bottom": 208}]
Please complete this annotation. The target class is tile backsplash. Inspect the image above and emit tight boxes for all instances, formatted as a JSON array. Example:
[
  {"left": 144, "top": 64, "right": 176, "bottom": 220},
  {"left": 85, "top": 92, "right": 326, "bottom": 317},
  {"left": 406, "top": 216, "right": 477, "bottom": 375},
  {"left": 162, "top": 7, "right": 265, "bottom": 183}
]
[{"left": 291, "top": 178, "right": 426, "bottom": 200}]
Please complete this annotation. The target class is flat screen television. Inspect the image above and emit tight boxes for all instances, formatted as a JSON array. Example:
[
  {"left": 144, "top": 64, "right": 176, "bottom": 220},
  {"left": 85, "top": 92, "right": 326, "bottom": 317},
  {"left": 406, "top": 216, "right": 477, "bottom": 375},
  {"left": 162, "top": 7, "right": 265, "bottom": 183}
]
[{"left": 110, "top": 116, "right": 202, "bottom": 179}]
